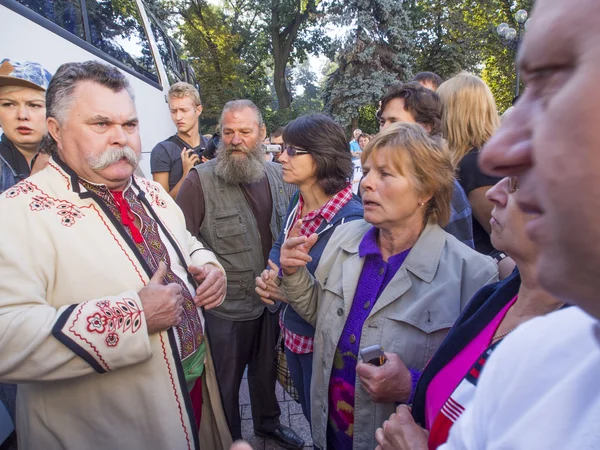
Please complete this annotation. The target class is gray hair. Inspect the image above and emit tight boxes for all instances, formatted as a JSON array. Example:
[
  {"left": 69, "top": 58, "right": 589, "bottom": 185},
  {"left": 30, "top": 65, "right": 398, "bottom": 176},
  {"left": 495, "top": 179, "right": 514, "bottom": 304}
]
[
  {"left": 219, "top": 99, "right": 264, "bottom": 128},
  {"left": 46, "top": 60, "right": 134, "bottom": 124}
]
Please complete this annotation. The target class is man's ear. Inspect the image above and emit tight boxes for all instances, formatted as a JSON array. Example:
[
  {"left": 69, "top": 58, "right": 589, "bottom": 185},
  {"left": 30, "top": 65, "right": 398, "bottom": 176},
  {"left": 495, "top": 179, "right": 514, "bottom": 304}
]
[
  {"left": 47, "top": 117, "right": 62, "bottom": 149},
  {"left": 259, "top": 124, "right": 267, "bottom": 142},
  {"left": 196, "top": 104, "right": 203, "bottom": 118}
]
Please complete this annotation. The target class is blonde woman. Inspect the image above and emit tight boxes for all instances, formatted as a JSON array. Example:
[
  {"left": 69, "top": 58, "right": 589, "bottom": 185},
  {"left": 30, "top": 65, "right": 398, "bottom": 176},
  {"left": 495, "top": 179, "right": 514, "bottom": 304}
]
[
  {"left": 278, "top": 123, "right": 498, "bottom": 450},
  {"left": 437, "top": 73, "right": 503, "bottom": 258}
]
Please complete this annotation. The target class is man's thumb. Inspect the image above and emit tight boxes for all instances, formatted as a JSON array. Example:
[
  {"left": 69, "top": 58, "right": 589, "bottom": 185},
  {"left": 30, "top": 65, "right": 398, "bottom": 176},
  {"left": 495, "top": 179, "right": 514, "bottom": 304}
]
[{"left": 150, "top": 261, "right": 167, "bottom": 284}]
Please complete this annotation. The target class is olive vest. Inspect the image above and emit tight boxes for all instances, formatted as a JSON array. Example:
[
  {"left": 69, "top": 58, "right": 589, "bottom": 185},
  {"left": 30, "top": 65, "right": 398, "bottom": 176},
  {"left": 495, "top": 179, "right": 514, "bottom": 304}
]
[{"left": 194, "top": 160, "right": 291, "bottom": 321}]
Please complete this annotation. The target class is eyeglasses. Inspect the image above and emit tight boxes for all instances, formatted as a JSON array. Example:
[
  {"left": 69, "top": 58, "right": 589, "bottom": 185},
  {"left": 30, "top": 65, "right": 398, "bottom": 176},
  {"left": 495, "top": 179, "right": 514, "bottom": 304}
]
[
  {"left": 283, "top": 144, "right": 310, "bottom": 157},
  {"left": 508, "top": 176, "right": 519, "bottom": 194}
]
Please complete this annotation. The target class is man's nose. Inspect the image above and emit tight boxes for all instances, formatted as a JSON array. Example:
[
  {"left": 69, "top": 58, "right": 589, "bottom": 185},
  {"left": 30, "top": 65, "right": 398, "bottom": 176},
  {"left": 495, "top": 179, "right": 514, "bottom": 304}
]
[
  {"left": 231, "top": 133, "right": 243, "bottom": 145},
  {"left": 110, "top": 125, "right": 128, "bottom": 146},
  {"left": 479, "top": 102, "right": 533, "bottom": 178}
]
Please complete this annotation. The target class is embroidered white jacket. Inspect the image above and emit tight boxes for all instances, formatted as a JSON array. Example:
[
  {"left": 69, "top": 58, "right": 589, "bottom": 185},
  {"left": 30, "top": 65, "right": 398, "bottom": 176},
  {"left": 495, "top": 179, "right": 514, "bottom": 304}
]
[{"left": 0, "top": 159, "right": 229, "bottom": 450}]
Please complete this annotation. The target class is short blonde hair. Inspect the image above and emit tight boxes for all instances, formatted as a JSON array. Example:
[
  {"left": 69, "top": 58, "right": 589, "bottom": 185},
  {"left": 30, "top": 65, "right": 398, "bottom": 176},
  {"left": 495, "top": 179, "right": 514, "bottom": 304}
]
[
  {"left": 168, "top": 81, "right": 201, "bottom": 106},
  {"left": 361, "top": 122, "right": 454, "bottom": 227},
  {"left": 437, "top": 72, "right": 499, "bottom": 167},
  {"left": 0, "top": 85, "right": 45, "bottom": 99}
]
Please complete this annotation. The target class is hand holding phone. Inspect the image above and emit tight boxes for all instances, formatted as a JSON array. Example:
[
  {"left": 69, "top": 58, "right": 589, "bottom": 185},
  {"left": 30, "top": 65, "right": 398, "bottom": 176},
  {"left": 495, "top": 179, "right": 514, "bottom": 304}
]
[{"left": 359, "top": 344, "right": 387, "bottom": 367}]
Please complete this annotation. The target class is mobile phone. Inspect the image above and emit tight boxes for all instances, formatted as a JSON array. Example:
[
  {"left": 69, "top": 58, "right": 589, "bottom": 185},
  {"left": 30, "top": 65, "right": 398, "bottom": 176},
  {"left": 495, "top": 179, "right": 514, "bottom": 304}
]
[
  {"left": 264, "top": 144, "right": 282, "bottom": 154},
  {"left": 359, "top": 344, "right": 386, "bottom": 367}
]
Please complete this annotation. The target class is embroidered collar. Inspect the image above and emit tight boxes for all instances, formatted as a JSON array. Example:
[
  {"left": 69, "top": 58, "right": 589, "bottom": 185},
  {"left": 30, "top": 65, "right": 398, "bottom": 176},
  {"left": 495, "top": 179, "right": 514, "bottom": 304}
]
[{"left": 52, "top": 153, "right": 135, "bottom": 195}]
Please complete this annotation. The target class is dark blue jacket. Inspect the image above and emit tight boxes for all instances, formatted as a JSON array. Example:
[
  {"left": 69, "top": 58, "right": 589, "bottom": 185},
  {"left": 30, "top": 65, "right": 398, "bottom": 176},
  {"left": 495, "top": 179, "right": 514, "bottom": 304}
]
[
  {"left": 411, "top": 268, "right": 521, "bottom": 427},
  {"left": 269, "top": 191, "right": 364, "bottom": 337}
]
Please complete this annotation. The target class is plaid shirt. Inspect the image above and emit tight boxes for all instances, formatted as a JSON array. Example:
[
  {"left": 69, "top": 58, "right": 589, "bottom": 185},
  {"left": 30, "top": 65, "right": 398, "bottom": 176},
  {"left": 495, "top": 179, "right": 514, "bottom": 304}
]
[{"left": 281, "top": 185, "right": 354, "bottom": 354}]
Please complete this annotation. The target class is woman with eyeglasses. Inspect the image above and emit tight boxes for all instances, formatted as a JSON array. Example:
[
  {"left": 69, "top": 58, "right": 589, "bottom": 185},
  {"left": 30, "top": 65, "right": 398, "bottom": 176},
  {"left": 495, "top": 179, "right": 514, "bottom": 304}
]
[
  {"left": 276, "top": 123, "right": 498, "bottom": 450},
  {"left": 373, "top": 176, "right": 567, "bottom": 450},
  {"left": 255, "top": 113, "right": 364, "bottom": 425}
]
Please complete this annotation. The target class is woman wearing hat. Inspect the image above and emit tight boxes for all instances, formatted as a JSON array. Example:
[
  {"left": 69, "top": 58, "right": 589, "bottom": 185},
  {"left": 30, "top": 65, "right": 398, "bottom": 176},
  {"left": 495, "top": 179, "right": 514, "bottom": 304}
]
[{"left": 0, "top": 59, "right": 53, "bottom": 194}]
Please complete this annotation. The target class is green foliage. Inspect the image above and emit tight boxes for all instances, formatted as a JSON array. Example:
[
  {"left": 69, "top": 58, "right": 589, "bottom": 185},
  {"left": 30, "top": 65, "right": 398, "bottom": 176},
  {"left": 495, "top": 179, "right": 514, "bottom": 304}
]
[
  {"left": 151, "top": 0, "right": 538, "bottom": 131},
  {"left": 176, "top": 1, "right": 272, "bottom": 132},
  {"left": 407, "top": 0, "right": 535, "bottom": 112},
  {"left": 357, "top": 104, "right": 379, "bottom": 135},
  {"left": 323, "top": 0, "right": 415, "bottom": 128}
]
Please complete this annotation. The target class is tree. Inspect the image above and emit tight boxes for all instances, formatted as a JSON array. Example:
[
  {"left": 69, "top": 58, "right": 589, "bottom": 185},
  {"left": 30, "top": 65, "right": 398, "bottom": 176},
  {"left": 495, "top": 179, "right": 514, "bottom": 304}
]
[
  {"left": 406, "top": 0, "right": 536, "bottom": 112},
  {"left": 323, "top": 0, "right": 415, "bottom": 129},
  {"left": 267, "top": 0, "right": 329, "bottom": 110},
  {"left": 406, "top": 0, "right": 483, "bottom": 80},
  {"left": 176, "top": 0, "right": 272, "bottom": 131}
]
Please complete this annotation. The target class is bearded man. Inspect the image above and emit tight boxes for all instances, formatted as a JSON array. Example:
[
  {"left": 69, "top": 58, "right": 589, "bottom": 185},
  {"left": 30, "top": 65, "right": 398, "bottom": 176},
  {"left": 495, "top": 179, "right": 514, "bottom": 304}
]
[
  {"left": 0, "top": 61, "right": 232, "bottom": 450},
  {"left": 176, "top": 100, "right": 303, "bottom": 449}
]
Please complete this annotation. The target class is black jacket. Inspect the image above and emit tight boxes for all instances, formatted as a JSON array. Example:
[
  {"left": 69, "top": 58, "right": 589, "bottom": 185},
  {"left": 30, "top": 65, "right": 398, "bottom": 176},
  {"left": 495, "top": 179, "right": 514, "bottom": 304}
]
[{"left": 411, "top": 268, "right": 521, "bottom": 426}]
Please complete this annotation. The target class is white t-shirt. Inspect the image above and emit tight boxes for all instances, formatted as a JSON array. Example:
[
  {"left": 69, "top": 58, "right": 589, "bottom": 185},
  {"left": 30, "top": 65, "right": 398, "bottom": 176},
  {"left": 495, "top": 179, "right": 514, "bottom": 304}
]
[{"left": 441, "top": 306, "right": 600, "bottom": 450}]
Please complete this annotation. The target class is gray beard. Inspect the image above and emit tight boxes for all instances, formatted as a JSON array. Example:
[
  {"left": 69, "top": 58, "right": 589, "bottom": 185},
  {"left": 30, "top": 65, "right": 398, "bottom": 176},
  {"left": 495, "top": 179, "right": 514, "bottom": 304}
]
[{"left": 215, "top": 141, "right": 266, "bottom": 184}]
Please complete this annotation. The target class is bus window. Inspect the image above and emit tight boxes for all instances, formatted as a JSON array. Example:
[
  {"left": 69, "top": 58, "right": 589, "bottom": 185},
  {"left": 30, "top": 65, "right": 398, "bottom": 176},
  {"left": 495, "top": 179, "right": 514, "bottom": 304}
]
[
  {"left": 15, "top": 0, "right": 85, "bottom": 39},
  {"left": 148, "top": 18, "right": 179, "bottom": 85},
  {"left": 85, "top": 0, "right": 158, "bottom": 83}
]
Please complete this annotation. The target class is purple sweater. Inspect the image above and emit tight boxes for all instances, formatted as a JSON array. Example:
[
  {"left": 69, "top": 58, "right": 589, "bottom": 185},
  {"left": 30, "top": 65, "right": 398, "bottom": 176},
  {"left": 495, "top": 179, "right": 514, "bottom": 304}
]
[{"left": 326, "top": 226, "right": 411, "bottom": 449}]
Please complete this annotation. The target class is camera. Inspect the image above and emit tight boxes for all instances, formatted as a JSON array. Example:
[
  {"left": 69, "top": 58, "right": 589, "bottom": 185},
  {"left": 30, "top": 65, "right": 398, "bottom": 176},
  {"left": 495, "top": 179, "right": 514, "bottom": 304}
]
[{"left": 264, "top": 144, "right": 282, "bottom": 154}]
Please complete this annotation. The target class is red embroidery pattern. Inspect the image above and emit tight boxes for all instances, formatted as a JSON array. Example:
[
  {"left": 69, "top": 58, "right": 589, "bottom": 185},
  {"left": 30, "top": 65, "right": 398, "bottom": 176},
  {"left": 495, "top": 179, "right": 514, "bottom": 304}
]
[
  {"left": 69, "top": 305, "right": 112, "bottom": 372},
  {"left": 105, "top": 333, "right": 119, "bottom": 347},
  {"left": 5, "top": 180, "right": 84, "bottom": 226},
  {"left": 138, "top": 178, "right": 167, "bottom": 209},
  {"left": 4, "top": 181, "right": 35, "bottom": 198},
  {"left": 48, "top": 161, "right": 71, "bottom": 190},
  {"left": 87, "top": 204, "right": 146, "bottom": 284},
  {"left": 85, "top": 298, "right": 143, "bottom": 348},
  {"left": 160, "top": 334, "right": 193, "bottom": 450},
  {"left": 83, "top": 181, "right": 203, "bottom": 360}
]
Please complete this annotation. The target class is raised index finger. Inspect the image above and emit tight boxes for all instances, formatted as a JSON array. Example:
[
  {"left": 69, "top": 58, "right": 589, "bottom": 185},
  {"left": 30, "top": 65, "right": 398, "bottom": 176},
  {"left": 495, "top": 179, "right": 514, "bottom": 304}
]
[{"left": 288, "top": 219, "right": 303, "bottom": 239}]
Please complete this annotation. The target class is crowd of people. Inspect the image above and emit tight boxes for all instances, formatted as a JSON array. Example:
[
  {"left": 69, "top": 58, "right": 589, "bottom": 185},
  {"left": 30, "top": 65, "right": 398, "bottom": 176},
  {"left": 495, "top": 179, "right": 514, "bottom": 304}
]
[{"left": 1, "top": 0, "right": 600, "bottom": 449}]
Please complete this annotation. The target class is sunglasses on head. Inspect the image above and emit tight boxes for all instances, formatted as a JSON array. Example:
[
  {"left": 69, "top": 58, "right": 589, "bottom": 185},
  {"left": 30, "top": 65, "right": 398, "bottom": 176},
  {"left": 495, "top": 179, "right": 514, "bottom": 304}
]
[
  {"left": 283, "top": 144, "right": 310, "bottom": 156},
  {"left": 508, "top": 176, "right": 518, "bottom": 194}
]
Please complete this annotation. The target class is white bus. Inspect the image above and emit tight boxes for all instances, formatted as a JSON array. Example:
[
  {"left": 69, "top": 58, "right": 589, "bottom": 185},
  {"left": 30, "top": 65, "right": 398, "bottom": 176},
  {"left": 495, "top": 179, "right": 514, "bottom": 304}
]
[{"left": 0, "top": 0, "right": 199, "bottom": 176}]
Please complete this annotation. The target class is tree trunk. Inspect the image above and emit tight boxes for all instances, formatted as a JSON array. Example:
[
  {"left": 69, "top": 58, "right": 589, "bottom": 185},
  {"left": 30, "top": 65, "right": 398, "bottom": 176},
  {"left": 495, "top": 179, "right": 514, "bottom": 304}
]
[
  {"left": 270, "top": 0, "right": 314, "bottom": 111},
  {"left": 273, "top": 51, "right": 293, "bottom": 110}
]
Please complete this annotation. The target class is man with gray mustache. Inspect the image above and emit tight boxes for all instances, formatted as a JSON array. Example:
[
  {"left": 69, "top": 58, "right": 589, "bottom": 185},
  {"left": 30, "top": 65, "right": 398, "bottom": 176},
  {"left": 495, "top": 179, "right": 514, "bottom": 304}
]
[
  {"left": 0, "top": 60, "right": 232, "bottom": 450},
  {"left": 176, "top": 100, "right": 303, "bottom": 449}
]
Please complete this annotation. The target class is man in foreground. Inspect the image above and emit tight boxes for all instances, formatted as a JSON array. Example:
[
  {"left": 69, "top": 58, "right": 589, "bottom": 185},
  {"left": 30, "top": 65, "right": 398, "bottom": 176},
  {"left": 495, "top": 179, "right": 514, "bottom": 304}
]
[
  {"left": 0, "top": 61, "right": 230, "bottom": 450},
  {"left": 376, "top": 0, "right": 600, "bottom": 448},
  {"left": 177, "top": 100, "right": 302, "bottom": 449}
]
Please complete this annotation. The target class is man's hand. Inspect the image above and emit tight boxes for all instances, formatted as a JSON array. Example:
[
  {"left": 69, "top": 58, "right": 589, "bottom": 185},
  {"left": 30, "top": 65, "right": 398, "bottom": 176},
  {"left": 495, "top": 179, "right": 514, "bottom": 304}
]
[
  {"left": 255, "top": 260, "right": 287, "bottom": 305},
  {"left": 356, "top": 352, "right": 413, "bottom": 403},
  {"left": 189, "top": 264, "right": 226, "bottom": 310},
  {"left": 375, "top": 405, "right": 429, "bottom": 450},
  {"left": 280, "top": 220, "right": 318, "bottom": 276},
  {"left": 181, "top": 148, "right": 200, "bottom": 174},
  {"left": 138, "top": 262, "right": 184, "bottom": 334}
]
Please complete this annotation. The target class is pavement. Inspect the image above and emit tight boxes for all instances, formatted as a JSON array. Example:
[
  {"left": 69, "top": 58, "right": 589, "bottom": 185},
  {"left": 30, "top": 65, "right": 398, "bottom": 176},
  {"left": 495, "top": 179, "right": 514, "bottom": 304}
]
[{"left": 240, "top": 371, "right": 313, "bottom": 449}]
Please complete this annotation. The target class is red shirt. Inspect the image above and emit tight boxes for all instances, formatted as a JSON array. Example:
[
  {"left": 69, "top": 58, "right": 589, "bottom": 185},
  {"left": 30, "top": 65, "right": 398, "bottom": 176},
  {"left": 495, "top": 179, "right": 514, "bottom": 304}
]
[{"left": 281, "top": 185, "right": 353, "bottom": 354}]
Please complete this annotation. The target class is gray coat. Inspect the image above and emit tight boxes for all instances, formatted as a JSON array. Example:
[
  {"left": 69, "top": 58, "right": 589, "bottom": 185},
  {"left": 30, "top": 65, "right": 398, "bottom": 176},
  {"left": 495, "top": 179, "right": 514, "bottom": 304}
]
[{"left": 281, "top": 220, "right": 498, "bottom": 450}]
